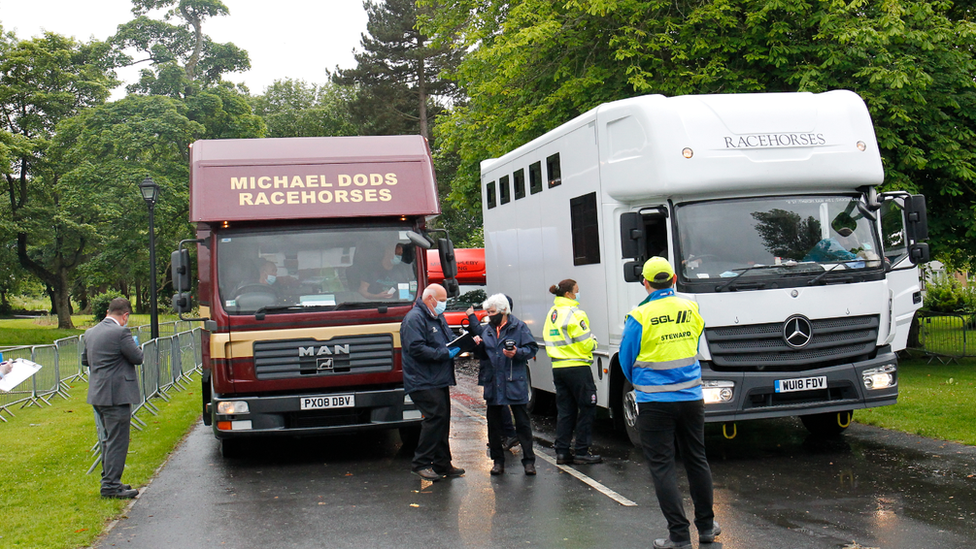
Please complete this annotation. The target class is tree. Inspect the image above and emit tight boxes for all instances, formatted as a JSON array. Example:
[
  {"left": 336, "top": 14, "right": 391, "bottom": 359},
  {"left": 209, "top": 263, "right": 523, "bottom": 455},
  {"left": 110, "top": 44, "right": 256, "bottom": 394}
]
[
  {"left": 333, "top": 0, "right": 464, "bottom": 139},
  {"left": 251, "top": 79, "right": 359, "bottom": 138},
  {"left": 49, "top": 95, "right": 206, "bottom": 314},
  {"left": 111, "top": 0, "right": 251, "bottom": 97},
  {"left": 422, "top": 0, "right": 976, "bottom": 266},
  {"left": 0, "top": 32, "right": 117, "bottom": 328}
]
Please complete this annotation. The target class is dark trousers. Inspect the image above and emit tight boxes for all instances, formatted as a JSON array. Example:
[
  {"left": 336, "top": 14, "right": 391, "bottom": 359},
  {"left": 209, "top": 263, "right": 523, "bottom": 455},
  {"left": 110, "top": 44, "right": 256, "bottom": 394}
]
[
  {"left": 487, "top": 404, "right": 535, "bottom": 464},
  {"left": 410, "top": 387, "right": 453, "bottom": 472},
  {"left": 637, "top": 399, "right": 715, "bottom": 543},
  {"left": 553, "top": 366, "right": 597, "bottom": 455},
  {"left": 93, "top": 404, "right": 132, "bottom": 494},
  {"left": 499, "top": 405, "right": 517, "bottom": 438}
]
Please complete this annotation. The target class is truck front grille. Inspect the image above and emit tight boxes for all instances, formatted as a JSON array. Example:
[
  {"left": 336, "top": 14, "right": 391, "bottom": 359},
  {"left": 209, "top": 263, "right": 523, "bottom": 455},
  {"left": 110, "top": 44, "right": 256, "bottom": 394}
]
[
  {"left": 253, "top": 334, "right": 394, "bottom": 380},
  {"left": 705, "top": 315, "right": 879, "bottom": 372}
]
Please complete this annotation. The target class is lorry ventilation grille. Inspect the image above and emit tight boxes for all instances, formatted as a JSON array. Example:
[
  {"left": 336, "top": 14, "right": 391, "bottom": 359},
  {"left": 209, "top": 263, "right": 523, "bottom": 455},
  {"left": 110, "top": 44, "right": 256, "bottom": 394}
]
[
  {"left": 705, "top": 315, "right": 879, "bottom": 371},
  {"left": 253, "top": 333, "right": 394, "bottom": 380}
]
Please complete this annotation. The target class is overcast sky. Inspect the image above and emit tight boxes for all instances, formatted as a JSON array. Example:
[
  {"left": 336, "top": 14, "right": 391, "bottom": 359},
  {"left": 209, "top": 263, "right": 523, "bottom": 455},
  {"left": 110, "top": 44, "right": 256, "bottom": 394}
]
[{"left": 0, "top": 0, "right": 369, "bottom": 98}]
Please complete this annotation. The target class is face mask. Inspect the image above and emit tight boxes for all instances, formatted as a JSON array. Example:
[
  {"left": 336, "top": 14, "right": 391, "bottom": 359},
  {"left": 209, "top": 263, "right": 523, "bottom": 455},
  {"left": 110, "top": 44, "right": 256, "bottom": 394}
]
[
  {"left": 434, "top": 300, "right": 447, "bottom": 315},
  {"left": 391, "top": 254, "right": 402, "bottom": 265},
  {"left": 265, "top": 275, "right": 276, "bottom": 285},
  {"left": 489, "top": 312, "right": 504, "bottom": 326},
  {"left": 573, "top": 289, "right": 580, "bottom": 298}
]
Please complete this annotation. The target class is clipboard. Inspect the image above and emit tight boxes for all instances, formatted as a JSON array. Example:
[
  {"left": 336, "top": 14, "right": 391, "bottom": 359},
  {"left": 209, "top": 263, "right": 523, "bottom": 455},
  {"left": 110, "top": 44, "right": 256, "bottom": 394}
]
[
  {"left": 447, "top": 331, "right": 478, "bottom": 353},
  {"left": 0, "top": 358, "right": 42, "bottom": 392}
]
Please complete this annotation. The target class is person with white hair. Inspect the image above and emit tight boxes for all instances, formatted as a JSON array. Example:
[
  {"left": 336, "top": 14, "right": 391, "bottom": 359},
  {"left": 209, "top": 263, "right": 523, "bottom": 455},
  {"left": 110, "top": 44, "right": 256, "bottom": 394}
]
[{"left": 471, "top": 293, "right": 540, "bottom": 475}]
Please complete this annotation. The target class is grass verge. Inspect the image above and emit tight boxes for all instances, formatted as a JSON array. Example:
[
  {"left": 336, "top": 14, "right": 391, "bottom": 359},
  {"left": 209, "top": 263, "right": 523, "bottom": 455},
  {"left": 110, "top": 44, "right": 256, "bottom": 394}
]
[
  {"left": 855, "top": 356, "right": 976, "bottom": 445},
  {"left": 0, "top": 315, "right": 180, "bottom": 347},
  {"left": 0, "top": 376, "right": 202, "bottom": 549}
]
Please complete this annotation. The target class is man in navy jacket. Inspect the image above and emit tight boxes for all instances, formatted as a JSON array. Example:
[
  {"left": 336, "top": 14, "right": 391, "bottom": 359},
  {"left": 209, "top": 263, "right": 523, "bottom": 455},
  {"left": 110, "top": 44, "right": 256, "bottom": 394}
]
[{"left": 400, "top": 284, "right": 464, "bottom": 481}]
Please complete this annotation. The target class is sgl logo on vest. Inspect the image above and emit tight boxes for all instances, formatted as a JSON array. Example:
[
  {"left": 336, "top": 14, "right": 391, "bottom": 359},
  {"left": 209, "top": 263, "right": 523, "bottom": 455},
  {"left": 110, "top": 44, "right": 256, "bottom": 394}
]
[{"left": 648, "top": 310, "right": 694, "bottom": 326}]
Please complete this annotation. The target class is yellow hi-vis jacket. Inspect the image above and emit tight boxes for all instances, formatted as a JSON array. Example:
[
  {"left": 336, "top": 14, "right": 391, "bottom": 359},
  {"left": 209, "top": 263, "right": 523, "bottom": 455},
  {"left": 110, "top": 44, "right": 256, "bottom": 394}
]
[
  {"left": 544, "top": 296, "right": 596, "bottom": 368},
  {"left": 619, "top": 289, "right": 705, "bottom": 402}
]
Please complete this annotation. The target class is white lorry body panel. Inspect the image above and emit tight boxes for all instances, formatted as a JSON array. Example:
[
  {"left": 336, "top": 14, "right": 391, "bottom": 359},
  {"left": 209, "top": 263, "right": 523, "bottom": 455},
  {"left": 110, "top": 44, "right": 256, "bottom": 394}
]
[{"left": 482, "top": 91, "right": 922, "bottom": 423}]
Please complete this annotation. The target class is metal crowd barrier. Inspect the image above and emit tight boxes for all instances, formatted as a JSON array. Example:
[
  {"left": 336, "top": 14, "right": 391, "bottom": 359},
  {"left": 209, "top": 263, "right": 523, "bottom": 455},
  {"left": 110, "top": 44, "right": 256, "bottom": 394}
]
[
  {"left": 911, "top": 311, "right": 973, "bottom": 363},
  {"left": 0, "top": 319, "right": 202, "bottom": 471}
]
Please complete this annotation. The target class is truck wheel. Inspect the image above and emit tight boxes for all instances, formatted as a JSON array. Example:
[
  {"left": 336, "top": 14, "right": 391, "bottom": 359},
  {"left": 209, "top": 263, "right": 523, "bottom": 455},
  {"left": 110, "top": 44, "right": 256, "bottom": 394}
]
[
  {"left": 219, "top": 438, "right": 244, "bottom": 459},
  {"left": 800, "top": 410, "right": 853, "bottom": 437},
  {"left": 399, "top": 426, "right": 421, "bottom": 451},
  {"left": 621, "top": 380, "right": 642, "bottom": 447}
]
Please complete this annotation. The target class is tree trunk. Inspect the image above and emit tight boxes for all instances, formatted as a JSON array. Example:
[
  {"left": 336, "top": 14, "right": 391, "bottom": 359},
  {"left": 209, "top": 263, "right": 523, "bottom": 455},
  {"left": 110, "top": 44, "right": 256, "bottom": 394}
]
[{"left": 55, "top": 270, "right": 74, "bottom": 329}]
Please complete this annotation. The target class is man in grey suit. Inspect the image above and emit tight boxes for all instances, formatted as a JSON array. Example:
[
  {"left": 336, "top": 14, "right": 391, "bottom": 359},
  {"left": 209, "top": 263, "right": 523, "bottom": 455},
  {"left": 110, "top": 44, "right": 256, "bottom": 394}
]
[{"left": 82, "top": 298, "right": 143, "bottom": 499}]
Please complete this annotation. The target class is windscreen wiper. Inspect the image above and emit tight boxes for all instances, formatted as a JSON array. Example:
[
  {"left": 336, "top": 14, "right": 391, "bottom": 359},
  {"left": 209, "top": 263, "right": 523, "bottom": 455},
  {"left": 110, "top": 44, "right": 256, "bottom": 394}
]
[
  {"left": 714, "top": 264, "right": 779, "bottom": 292},
  {"left": 254, "top": 304, "right": 338, "bottom": 319},
  {"left": 806, "top": 261, "right": 859, "bottom": 286}
]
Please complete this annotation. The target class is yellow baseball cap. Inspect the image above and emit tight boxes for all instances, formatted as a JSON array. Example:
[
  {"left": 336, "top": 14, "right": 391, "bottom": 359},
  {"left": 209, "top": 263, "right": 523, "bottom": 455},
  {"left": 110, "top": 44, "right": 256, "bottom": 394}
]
[{"left": 642, "top": 257, "right": 675, "bottom": 283}]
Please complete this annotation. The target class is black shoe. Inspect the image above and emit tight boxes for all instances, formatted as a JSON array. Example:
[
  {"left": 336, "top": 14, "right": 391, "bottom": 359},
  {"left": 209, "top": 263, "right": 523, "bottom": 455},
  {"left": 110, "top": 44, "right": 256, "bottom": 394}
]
[
  {"left": 523, "top": 462, "right": 536, "bottom": 475},
  {"left": 502, "top": 436, "right": 520, "bottom": 450},
  {"left": 700, "top": 522, "right": 722, "bottom": 543},
  {"left": 490, "top": 462, "right": 505, "bottom": 475},
  {"left": 573, "top": 453, "right": 603, "bottom": 464},
  {"left": 101, "top": 488, "right": 138, "bottom": 499},
  {"left": 412, "top": 467, "right": 443, "bottom": 481},
  {"left": 555, "top": 454, "right": 574, "bottom": 465},
  {"left": 653, "top": 538, "right": 692, "bottom": 549},
  {"left": 439, "top": 465, "right": 465, "bottom": 477}
]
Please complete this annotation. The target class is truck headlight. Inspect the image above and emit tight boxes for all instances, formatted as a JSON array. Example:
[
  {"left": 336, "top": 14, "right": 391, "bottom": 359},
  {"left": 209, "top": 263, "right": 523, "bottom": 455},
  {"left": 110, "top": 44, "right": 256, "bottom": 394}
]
[
  {"left": 217, "top": 401, "right": 250, "bottom": 414},
  {"left": 862, "top": 364, "right": 896, "bottom": 390},
  {"left": 702, "top": 380, "right": 734, "bottom": 404}
]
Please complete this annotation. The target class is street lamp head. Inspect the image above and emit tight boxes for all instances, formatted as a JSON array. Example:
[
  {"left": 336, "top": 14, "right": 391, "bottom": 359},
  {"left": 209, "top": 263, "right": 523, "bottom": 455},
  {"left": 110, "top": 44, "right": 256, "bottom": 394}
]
[{"left": 139, "top": 176, "right": 159, "bottom": 206}]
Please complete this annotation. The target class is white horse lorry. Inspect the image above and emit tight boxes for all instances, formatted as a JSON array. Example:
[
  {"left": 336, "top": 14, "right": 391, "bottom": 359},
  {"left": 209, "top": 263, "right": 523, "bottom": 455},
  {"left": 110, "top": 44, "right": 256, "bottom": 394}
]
[{"left": 480, "top": 90, "right": 929, "bottom": 441}]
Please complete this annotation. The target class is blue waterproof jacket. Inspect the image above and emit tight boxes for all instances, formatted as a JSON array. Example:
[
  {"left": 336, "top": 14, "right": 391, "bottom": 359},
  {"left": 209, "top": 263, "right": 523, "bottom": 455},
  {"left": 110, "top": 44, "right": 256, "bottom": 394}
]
[
  {"left": 473, "top": 314, "right": 539, "bottom": 405},
  {"left": 400, "top": 299, "right": 456, "bottom": 394}
]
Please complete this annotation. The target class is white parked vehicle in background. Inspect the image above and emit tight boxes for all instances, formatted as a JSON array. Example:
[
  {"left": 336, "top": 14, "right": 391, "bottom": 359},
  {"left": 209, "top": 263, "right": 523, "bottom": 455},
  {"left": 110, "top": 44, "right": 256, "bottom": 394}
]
[{"left": 480, "top": 90, "right": 929, "bottom": 441}]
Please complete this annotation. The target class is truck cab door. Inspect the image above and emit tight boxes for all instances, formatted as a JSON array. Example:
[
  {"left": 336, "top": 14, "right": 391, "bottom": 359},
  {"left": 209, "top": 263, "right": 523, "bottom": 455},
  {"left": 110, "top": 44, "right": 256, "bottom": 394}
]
[{"left": 879, "top": 199, "right": 924, "bottom": 351}]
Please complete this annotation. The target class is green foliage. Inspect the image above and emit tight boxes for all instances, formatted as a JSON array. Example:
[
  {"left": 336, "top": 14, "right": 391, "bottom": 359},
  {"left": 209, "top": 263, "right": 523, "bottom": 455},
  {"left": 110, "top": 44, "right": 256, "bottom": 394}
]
[
  {"left": 90, "top": 291, "right": 124, "bottom": 322},
  {"left": 251, "top": 79, "right": 359, "bottom": 138},
  {"left": 112, "top": 0, "right": 250, "bottom": 96},
  {"left": 0, "top": 32, "right": 118, "bottom": 329},
  {"left": 421, "top": 0, "right": 976, "bottom": 265},
  {"left": 333, "top": 0, "right": 463, "bottom": 139},
  {"left": 923, "top": 272, "right": 976, "bottom": 315}
]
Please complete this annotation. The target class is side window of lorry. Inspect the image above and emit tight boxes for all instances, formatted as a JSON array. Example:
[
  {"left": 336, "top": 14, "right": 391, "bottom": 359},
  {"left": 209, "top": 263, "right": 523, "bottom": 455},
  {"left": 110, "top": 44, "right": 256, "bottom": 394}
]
[
  {"left": 547, "top": 153, "right": 562, "bottom": 188},
  {"left": 880, "top": 200, "right": 908, "bottom": 265},
  {"left": 529, "top": 162, "right": 543, "bottom": 194},
  {"left": 500, "top": 175, "right": 511, "bottom": 205},
  {"left": 513, "top": 169, "right": 526, "bottom": 200},
  {"left": 486, "top": 181, "right": 497, "bottom": 209},
  {"left": 570, "top": 192, "right": 600, "bottom": 265}
]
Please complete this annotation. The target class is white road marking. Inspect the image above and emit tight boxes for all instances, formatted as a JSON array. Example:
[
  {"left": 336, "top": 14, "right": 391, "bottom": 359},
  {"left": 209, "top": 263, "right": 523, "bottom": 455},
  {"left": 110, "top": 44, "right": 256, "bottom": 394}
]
[{"left": 451, "top": 399, "right": 638, "bottom": 507}]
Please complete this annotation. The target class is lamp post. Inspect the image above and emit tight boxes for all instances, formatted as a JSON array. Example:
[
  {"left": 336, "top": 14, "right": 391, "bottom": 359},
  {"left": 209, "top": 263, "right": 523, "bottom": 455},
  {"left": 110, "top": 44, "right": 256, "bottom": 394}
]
[{"left": 138, "top": 176, "right": 160, "bottom": 340}]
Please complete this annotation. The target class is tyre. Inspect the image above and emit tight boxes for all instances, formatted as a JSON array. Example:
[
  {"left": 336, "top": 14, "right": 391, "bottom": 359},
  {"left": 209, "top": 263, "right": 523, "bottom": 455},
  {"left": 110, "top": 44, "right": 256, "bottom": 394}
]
[
  {"left": 800, "top": 410, "right": 853, "bottom": 437},
  {"left": 621, "top": 379, "right": 641, "bottom": 447}
]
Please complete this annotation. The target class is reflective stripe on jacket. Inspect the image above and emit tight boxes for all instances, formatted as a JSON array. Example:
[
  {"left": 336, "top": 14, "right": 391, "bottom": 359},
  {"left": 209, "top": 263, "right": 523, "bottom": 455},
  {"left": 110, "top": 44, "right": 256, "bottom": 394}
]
[
  {"left": 619, "top": 289, "right": 704, "bottom": 403},
  {"left": 543, "top": 296, "right": 595, "bottom": 368}
]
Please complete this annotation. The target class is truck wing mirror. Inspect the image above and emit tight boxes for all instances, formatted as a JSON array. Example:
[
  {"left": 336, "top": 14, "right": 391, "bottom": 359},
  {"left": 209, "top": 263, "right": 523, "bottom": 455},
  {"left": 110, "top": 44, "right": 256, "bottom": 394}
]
[
  {"left": 438, "top": 238, "right": 458, "bottom": 279},
  {"left": 407, "top": 231, "right": 433, "bottom": 250},
  {"left": 172, "top": 292, "right": 194, "bottom": 314},
  {"left": 172, "top": 249, "right": 192, "bottom": 292},
  {"left": 623, "top": 260, "right": 643, "bottom": 283},
  {"left": 909, "top": 242, "right": 930, "bottom": 264},
  {"left": 620, "top": 212, "right": 645, "bottom": 259},
  {"left": 444, "top": 278, "right": 460, "bottom": 298},
  {"left": 904, "top": 194, "right": 928, "bottom": 241}
]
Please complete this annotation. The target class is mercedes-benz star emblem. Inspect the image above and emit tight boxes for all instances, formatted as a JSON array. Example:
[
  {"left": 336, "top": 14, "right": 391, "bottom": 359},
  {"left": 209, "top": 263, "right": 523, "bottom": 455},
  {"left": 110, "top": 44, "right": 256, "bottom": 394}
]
[{"left": 783, "top": 315, "right": 813, "bottom": 349}]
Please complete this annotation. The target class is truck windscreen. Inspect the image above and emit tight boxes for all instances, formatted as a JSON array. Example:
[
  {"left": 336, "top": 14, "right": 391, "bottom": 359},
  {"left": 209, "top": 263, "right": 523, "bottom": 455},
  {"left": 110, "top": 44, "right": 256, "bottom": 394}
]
[
  {"left": 675, "top": 195, "right": 883, "bottom": 288},
  {"left": 216, "top": 226, "right": 420, "bottom": 314}
]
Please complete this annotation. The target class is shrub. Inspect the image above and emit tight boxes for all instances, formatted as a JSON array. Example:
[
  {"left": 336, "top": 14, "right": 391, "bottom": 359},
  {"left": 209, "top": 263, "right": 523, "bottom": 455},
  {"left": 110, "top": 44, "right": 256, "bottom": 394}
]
[{"left": 90, "top": 291, "right": 124, "bottom": 322}]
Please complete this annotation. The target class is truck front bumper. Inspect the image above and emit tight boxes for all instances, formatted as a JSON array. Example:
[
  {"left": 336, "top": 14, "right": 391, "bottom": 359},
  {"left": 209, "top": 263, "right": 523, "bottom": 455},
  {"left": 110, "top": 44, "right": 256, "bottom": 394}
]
[
  {"left": 701, "top": 349, "right": 899, "bottom": 423},
  {"left": 211, "top": 387, "right": 423, "bottom": 439}
]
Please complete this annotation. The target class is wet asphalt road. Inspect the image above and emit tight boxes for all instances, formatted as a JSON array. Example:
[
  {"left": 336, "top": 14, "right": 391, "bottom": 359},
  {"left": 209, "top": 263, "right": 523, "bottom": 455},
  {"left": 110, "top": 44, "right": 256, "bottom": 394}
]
[{"left": 95, "top": 365, "right": 976, "bottom": 549}]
